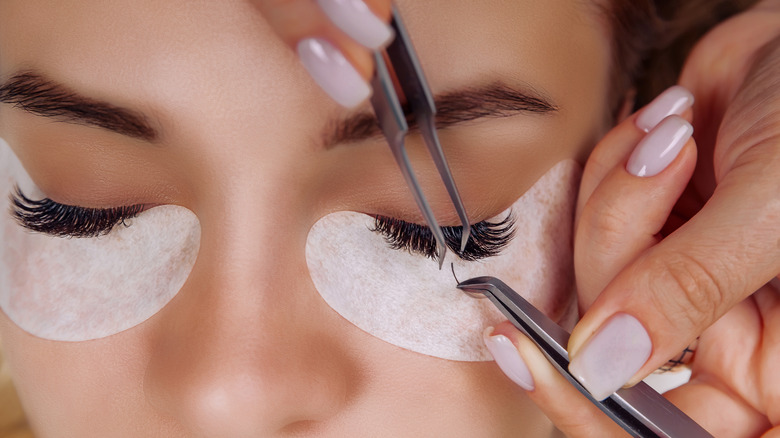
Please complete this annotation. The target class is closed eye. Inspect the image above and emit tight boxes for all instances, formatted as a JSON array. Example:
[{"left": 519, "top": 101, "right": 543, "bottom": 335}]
[
  {"left": 10, "top": 186, "right": 144, "bottom": 238},
  {"left": 371, "top": 213, "right": 516, "bottom": 261}
]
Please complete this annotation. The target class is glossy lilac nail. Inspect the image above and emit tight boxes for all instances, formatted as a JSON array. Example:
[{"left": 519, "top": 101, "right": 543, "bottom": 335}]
[
  {"left": 317, "top": 0, "right": 394, "bottom": 50},
  {"left": 568, "top": 314, "right": 652, "bottom": 401},
  {"left": 297, "top": 37, "right": 371, "bottom": 108},
  {"left": 636, "top": 86, "right": 694, "bottom": 132},
  {"left": 483, "top": 327, "right": 534, "bottom": 391},
  {"left": 627, "top": 115, "right": 693, "bottom": 177}
]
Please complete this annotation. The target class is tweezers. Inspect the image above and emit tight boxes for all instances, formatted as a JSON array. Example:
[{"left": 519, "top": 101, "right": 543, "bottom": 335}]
[
  {"left": 457, "top": 276, "right": 714, "bottom": 438},
  {"left": 370, "top": 6, "right": 470, "bottom": 268}
]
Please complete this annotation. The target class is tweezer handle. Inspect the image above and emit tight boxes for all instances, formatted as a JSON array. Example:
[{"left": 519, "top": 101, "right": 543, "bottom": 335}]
[{"left": 458, "top": 277, "right": 713, "bottom": 438}]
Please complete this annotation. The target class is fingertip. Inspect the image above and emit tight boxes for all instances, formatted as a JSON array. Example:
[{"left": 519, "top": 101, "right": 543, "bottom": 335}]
[
  {"left": 626, "top": 115, "right": 693, "bottom": 178},
  {"left": 316, "top": 0, "right": 395, "bottom": 50},
  {"left": 255, "top": 0, "right": 379, "bottom": 107},
  {"left": 489, "top": 325, "right": 629, "bottom": 436},
  {"left": 635, "top": 86, "right": 695, "bottom": 133},
  {"left": 483, "top": 326, "right": 535, "bottom": 391},
  {"left": 296, "top": 37, "right": 372, "bottom": 108},
  {"left": 363, "top": 0, "right": 393, "bottom": 21},
  {"left": 580, "top": 85, "right": 696, "bottom": 200},
  {"left": 488, "top": 322, "right": 570, "bottom": 394},
  {"left": 568, "top": 313, "right": 652, "bottom": 401}
]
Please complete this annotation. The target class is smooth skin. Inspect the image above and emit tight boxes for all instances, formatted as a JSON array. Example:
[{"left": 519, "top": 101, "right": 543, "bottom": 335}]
[
  {"left": 0, "top": 0, "right": 615, "bottom": 436},
  {"left": 256, "top": 0, "right": 780, "bottom": 435}
]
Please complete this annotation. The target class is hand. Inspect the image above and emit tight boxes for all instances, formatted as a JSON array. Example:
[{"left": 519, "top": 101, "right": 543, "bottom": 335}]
[
  {"left": 484, "top": 2, "right": 780, "bottom": 435},
  {"left": 487, "top": 280, "right": 780, "bottom": 437},
  {"left": 250, "top": 0, "right": 393, "bottom": 107}
]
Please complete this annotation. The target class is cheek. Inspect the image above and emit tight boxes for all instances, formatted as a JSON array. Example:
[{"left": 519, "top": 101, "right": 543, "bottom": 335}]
[
  {"left": 0, "top": 139, "right": 201, "bottom": 341},
  {"left": 305, "top": 160, "right": 581, "bottom": 361}
]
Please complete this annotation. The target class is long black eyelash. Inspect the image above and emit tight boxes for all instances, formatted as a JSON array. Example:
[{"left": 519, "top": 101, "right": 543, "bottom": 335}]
[
  {"left": 10, "top": 186, "right": 143, "bottom": 238},
  {"left": 372, "top": 213, "right": 516, "bottom": 261}
]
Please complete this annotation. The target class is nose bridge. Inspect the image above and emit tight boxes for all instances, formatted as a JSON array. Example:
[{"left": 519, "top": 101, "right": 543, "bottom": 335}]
[{"left": 144, "top": 182, "right": 353, "bottom": 436}]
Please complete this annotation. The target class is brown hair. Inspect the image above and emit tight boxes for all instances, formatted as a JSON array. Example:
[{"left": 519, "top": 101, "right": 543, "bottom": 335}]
[{"left": 604, "top": 0, "right": 760, "bottom": 116}]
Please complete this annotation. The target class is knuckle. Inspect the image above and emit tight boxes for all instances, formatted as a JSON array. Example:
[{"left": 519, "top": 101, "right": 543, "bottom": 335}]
[
  {"left": 584, "top": 199, "right": 631, "bottom": 242},
  {"left": 648, "top": 252, "right": 727, "bottom": 330}
]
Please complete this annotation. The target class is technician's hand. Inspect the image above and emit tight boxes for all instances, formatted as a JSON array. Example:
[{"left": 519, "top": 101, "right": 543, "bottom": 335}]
[
  {"left": 251, "top": 0, "right": 393, "bottom": 107},
  {"left": 484, "top": 2, "right": 780, "bottom": 436}
]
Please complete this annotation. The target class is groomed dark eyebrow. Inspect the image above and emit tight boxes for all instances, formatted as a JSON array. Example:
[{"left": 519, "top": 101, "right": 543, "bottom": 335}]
[
  {"left": 0, "top": 72, "right": 158, "bottom": 141},
  {"left": 327, "top": 82, "right": 559, "bottom": 146}
]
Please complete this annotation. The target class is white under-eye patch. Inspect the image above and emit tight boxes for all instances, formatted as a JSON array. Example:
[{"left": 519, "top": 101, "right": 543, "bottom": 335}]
[
  {"left": 306, "top": 160, "right": 581, "bottom": 361},
  {"left": 0, "top": 138, "right": 201, "bottom": 341}
]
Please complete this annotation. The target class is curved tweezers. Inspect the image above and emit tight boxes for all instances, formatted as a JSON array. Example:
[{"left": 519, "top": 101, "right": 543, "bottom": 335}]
[{"left": 457, "top": 276, "right": 714, "bottom": 438}]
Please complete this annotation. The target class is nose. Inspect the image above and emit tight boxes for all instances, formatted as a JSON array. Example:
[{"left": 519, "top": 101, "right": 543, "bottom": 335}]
[{"left": 144, "top": 200, "right": 353, "bottom": 437}]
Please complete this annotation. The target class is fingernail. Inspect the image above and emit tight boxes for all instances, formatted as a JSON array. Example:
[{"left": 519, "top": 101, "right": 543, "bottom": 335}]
[
  {"left": 626, "top": 115, "right": 693, "bottom": 177},
  {"left": 316, "top": 0, "right": 394, "bottom": 50},
  {"left": 297, "top": 38, "right": 371, "bottom": 108},
  {"left": 483, "top": 327, "right": 535, "bottom": 391},
  {"left": 568, "top": 314, "right": 651, "bottom": 401},
  {"left": 636, "top": 86, "right": 694, "bottom": 132}
]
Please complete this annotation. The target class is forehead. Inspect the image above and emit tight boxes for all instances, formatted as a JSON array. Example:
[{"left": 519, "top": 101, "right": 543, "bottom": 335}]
[
  {"left": 0, "top": 1, "right": 612, "bottom": 212},
  {"left": 0, "top": 0, "right": 608, "bottom": 99},
  {"left": 401, "top": 1, "right": 607, "bottom": 90}
]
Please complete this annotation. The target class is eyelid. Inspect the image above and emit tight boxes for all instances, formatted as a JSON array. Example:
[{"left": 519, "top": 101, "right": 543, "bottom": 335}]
[
  {"left": 10, "top": 186, "right": 144, "bottom": 238},
  {"left": 372, "top": 213, "right": 515, "bottom": 261}
]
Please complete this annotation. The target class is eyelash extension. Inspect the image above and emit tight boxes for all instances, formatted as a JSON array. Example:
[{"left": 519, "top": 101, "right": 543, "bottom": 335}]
[
  {"left": 372, "top": 213, "right": 516, "bottom": 261},
  {"left": 10, "top": 186, "right": 143, "bottom": 238}
]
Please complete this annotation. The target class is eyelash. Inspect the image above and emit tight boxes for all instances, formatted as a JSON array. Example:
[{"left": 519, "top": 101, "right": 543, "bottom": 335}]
[
  {"left": 10, "top": 186, "right": 143, "bottom": 238},
  {"left": 9, "top": 185, "right": 517, "bottom": 260},
  {"left": 372, "top": 213, "right": 516, "bottom": 261}
]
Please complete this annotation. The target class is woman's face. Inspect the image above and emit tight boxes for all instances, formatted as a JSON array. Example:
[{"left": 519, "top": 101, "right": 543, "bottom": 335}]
[{"left": 0, "top": 0, "right": 612, "bottom": 436}]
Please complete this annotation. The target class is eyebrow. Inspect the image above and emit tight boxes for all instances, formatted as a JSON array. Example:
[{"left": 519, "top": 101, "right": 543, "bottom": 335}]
[
  {"left": 327, "top": 82, "right": 559, "bottom": 146},
  {"left": 0, "top": 72, "right": 158, "bottom": 141},
  {"left": 0, "top": 73, "right": 556, "bottom": 146}
]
